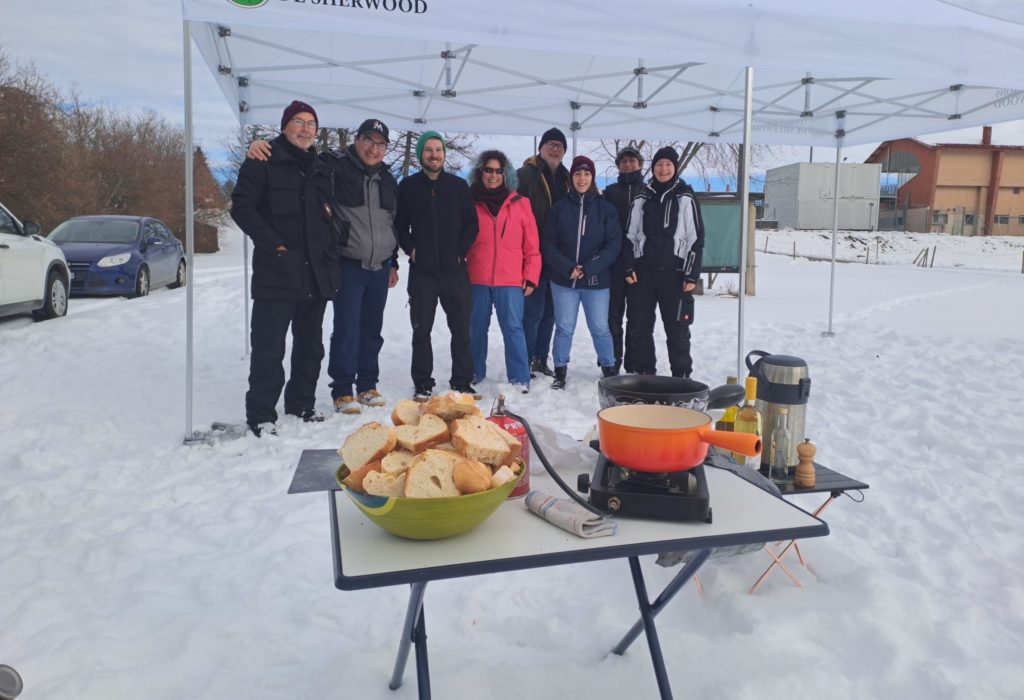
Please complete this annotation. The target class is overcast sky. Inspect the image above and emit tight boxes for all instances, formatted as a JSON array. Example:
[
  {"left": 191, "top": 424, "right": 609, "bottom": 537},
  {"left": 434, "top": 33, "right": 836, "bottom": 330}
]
[{"left": 4, "top": 0, "right": 1024, "bottom": 179}]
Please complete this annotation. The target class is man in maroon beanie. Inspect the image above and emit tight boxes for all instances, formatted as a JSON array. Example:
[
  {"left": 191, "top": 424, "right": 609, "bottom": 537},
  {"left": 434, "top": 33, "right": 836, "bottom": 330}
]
[{"left": 231, "top": 100, "right": 341, "bottom": 436}]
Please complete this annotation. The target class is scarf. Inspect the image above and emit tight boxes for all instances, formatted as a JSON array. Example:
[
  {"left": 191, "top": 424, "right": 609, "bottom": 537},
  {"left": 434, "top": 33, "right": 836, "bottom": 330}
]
[{"left": 471, "top": 181, "right": 509, "bottom": 217}]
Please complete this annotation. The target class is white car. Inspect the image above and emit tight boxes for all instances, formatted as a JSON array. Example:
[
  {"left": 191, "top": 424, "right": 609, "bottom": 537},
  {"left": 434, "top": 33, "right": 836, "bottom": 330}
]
[{"left": 0, "top": 201, "right": 70, "bottom": 321}]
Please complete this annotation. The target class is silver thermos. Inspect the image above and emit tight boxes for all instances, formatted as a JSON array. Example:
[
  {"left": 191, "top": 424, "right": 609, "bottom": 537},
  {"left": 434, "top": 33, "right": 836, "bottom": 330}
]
[{"left": 745, "top": 351, "right": 811, "bottom": 469}]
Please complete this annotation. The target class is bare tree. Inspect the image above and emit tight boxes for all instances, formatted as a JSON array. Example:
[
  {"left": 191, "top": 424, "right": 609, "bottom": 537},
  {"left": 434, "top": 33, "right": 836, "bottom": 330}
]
[{"left": 591, "top": 138, "right": 779, "bottom": 191}]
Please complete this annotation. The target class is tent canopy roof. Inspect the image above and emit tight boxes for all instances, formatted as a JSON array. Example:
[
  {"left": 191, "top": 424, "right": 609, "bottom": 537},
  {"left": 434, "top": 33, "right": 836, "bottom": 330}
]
[{"left": 182, "top": 0, "right": 1024, "bottom": 147}]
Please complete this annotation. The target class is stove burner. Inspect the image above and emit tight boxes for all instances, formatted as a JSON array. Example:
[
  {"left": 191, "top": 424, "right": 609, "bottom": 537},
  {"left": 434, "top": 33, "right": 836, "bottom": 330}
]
[{"left": 579, "top": 453, "right": 712, "bottom": 523}]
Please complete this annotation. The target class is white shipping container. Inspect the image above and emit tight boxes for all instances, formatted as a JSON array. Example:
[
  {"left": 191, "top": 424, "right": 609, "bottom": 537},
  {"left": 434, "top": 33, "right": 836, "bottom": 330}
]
[{"left": 764, "top": 162, "right": 881, "bottom": 230}]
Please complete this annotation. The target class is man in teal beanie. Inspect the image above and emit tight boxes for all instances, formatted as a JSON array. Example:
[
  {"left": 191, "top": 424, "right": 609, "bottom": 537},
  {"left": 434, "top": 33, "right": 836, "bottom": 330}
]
[{"left": 395, "top": 132, "right": 480, "bottom": 399}]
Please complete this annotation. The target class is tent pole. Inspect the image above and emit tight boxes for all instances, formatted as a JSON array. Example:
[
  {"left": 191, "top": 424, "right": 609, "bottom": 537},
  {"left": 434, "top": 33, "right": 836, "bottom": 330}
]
[
  {"left": 182, "top": 19, "right": 197, "bottom": 440},
  {"left": 736, "top": 66, "right": 753, "bottom": 379},
  {"left": 824, "top": 111, "right": 846, "bottom": 337}
]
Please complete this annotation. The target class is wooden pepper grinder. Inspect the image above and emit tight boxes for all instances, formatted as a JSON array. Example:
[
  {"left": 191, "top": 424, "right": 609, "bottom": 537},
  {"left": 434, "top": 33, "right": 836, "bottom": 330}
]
[{"left": 795, "top": 439, "right": 816, "bottom": 488}]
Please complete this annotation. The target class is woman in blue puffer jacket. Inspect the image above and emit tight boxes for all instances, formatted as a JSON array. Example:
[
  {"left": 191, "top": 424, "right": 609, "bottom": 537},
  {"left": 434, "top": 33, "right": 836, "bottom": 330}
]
[{"left": 540, "top": 155, "right": 622, "bottom": 389}]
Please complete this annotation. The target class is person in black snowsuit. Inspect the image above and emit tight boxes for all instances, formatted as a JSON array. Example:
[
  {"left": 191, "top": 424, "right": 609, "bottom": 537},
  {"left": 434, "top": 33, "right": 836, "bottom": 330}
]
[
  {"left": 602, "top": 145, "right": 645, "bottom": 375},
  {"left": 395, "top": 131, "right": 479, "bottom": 399},
  {"left": 622, "top": 146, "right": 705, "bottom": 378},
  {"left": 230, "top": 101, "right": 341, "bottom": 436}
]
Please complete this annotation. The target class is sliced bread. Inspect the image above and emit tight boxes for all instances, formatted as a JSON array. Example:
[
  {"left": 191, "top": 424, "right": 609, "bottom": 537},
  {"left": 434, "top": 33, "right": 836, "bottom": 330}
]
[
  {"left": 362, "top": 470, "right": 408, "bottom": 498},
  {"left": 390, "top": 399, "right": 422, "bottom": 427},
  {"left": 380, "top": 449, "right": 416, "bottom": 476},
  {"left": 339, "top": 421, "right": 397, "bottom": 470},
  {"left": 453, "top": 459, "right": 493, "bottom": 495},
  {"left": 394, "top": 413, "right": 450, "bottom": 453},
  {"left": 423, "top": 391, "right": 481, "bottom": 421},
  {"left": 450, "top": 415, "right": 512, "bottom": 466},
  {"left": 342, "top": 460, "right": 382, "bottom": 492},
  {"left": 403, "top": 449, "right": 461, "bottom": 498},
  {"left": 490, "top": 464, "right": 517, "bottom": 488}
]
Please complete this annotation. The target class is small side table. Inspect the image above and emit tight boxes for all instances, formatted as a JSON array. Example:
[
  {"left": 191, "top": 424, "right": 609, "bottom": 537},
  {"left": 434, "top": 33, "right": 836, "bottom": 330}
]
[{"left": 748, "top": 462, "right": 869, "bottom": 594}]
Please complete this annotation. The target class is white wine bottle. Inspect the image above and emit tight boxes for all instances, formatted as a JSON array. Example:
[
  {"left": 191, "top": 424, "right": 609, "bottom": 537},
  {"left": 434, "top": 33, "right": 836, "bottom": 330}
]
[
  {"left": 769, "top": 408, "right": 792, "bottom": 484},
  {"left": 732, "top": 376, "right": 762, "bottom": 468},
  {"left": 714, "top": 375, "right": 739, "bottom": 432}
]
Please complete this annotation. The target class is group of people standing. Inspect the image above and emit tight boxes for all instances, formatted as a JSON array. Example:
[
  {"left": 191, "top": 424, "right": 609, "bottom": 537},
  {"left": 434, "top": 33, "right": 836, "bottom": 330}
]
[{"left": 230, "top": 100, "right": 704, "bottom": 437}]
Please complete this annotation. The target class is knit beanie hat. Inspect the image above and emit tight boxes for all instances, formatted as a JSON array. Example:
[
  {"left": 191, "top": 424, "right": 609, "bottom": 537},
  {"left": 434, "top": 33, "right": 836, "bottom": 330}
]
[
  {"left": 651, "top": 146, "right": 679, "bottom": 174},
  {"left": 615, "top": 145, "right": 644, "bottom": 167},
  {"left": 569, "top": 155, "right": 596, "bottom": 176},
  {"left": 356, "top": 118, "right": 390, "bottom": 142},
  {"left": 539, "top": 127, "right": 568, "bottom": 151},
  {"left": 415, "top": 131, "right": 445, "bottom": 164},
  {"left": 281, "top": 100, "right": 318, "bottom": 130}
]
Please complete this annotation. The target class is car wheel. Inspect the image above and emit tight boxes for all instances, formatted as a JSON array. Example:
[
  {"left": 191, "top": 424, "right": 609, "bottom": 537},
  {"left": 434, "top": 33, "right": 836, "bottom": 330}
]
[
  {"left": 169, "top": 259, "right": 187, "bottom": 289},
  {"left": 33, "top": 270, "right": 69, "bottom": 321},
  {"left": 130, "top": 265, "right": 150, "bottom": 298}
]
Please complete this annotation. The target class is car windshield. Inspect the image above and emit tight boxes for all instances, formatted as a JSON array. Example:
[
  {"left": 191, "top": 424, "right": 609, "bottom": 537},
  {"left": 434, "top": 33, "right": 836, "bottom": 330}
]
[{"left": 49, "top": 219, "right": 140, "bottom": 244}]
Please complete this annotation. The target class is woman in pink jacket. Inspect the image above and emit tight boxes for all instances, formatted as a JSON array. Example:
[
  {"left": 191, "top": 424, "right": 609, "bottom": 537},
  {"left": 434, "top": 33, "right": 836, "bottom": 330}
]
[{"left": 467, "top": 150, "right": 541, "bottom": 393}]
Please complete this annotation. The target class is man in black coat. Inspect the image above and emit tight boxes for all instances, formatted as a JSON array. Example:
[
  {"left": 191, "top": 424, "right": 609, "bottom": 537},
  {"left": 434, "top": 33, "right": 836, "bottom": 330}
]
[
  {"left": 231, "top": 100, "right": 340, "bottom": 436},
  {"left": 516, "top": 126, "right": 570, "bottom": 378},
  {"left": 395, "top": 131, "right": 478, "bottom": 399},
  {"left": 602, "top": 145, "right": 645, "bottom": 375}
]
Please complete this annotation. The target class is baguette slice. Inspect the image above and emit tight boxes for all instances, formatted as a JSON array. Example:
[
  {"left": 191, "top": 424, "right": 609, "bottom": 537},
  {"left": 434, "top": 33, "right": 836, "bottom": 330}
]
[
  {"left": 391, "top": 399, "right": 422, "bottom": 427},
  {"left": 342, "top": 460, "right": 381, "bottom": 493},
  {"left": 362, "top": 470, "right": 408, "bottom": 498},
  {"left": 450, "top": 415, "right": 512, "bottom": 466},
  {"left": 491, "top": 423, "right": 523, "bottom": 465},
  {"left": 394, "top": 413, "right": 450, "bottom": 453},
  {"left": 453, "top": 459, "right": 493, "bottom": 495},
  {"left": 423, "top": 391, "right": 481, "bottom": 421},
  {"left": 491, "top": 464, "right": 516, "bottom": 488},
  {"left": 403, "top": 449, "right": 461, "bottom": 498},
  {"left": 380, "top": 449, "right": 416, "bottom": 476},
  {"left": 339, "top": 422, "right": 397, "bottom": 470}
]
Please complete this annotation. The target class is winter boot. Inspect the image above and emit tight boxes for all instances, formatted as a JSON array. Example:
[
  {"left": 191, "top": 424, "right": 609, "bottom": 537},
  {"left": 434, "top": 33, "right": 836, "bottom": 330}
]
[
  {"left": 601, "top": 365, "right": 619, "bottom": 378},
  {"left": 552, "top": 366, "right": 567, "bottom": 390},
  {"left": 531, "top": 357, "right": 555, "bottom": 377}
]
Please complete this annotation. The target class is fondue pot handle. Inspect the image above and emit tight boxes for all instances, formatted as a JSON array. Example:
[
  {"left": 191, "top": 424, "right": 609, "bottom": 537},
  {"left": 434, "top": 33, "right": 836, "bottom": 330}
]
[
  {"left": 745, "top": 349, "right": 770, "bottom": 376},
  {"left": 701, "top": 429, "right": 762, "bottom": 458}
]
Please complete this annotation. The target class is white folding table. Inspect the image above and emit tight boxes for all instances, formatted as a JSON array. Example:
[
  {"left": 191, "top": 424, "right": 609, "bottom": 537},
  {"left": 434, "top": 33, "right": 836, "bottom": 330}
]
[{"left": 319, "top": 451, "right": 830, "bottom": 700}]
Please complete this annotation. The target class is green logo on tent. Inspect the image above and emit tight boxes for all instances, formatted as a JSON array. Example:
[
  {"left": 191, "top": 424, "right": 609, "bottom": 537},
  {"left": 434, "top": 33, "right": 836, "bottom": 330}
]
[{"left": 228, "top": 0, "right": 268, "bottom": 8}]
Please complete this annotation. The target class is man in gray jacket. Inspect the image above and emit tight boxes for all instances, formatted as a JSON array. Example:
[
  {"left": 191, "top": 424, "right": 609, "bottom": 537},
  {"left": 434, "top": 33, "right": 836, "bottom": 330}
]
[{"left": 321, "top": 119, "right": 400, "bottom": 413}]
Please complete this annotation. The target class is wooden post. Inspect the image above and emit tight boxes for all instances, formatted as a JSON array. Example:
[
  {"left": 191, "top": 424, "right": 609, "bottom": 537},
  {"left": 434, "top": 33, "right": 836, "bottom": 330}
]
[
  {"left": 865, "top": 242, "right": 870, "bottom": 264},
  {"left": 1021, "top": 250, "right": 1023, "bottom": 274},
  {"left": 930, "top": 246, "right": 937, "bottom": 267},
  {"left": 792, "top": 241, "right": 796, "bottom": 259}
]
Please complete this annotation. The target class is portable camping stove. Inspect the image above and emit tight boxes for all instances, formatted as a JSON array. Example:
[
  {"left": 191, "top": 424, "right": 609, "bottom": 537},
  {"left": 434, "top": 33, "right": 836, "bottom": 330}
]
[{"left": 578, "top": 450, "right": 712, "bottom": 523}]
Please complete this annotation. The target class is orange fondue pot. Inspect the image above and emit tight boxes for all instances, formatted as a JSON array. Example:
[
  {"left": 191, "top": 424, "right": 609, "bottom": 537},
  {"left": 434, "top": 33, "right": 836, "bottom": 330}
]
[{"left": 597, "top": 404, "right": 762, "bottom": 472}]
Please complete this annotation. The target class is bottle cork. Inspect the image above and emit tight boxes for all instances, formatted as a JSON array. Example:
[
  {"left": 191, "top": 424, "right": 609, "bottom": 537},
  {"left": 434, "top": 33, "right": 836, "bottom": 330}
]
[{"left": 795, "top": 439, "right": 816, "bottom": 488}]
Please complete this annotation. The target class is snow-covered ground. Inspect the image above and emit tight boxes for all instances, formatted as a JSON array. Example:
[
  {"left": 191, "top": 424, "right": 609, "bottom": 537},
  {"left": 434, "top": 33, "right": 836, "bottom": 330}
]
[{"left": 1, "top": 227, "right": 1023, "bottom": 699}]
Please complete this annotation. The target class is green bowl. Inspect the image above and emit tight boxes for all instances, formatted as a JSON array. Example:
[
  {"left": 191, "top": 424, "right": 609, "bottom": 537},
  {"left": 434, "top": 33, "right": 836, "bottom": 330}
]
[{"left": 335, "top": 464, "right": 523, "bottom": 540}]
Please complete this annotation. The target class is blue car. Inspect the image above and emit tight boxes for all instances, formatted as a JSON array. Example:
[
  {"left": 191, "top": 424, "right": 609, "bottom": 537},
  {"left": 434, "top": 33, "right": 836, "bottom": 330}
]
[{"left": 48, "top": 216, "right": 186, "bottom": 298}]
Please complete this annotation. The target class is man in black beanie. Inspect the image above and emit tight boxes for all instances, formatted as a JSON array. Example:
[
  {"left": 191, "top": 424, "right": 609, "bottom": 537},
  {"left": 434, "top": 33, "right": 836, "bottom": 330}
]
[
  {"left": 516, "top": 126, "right": 570, "bottom": 379},
  {"left": 231, "top": 100, "right": 340, "bottom": 436},
  {"left": 602, "top": 144, "right": 645, "bottom": 375}
]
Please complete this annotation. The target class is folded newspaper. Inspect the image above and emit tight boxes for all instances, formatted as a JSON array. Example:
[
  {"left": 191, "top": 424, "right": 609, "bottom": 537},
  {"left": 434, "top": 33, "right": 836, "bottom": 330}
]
[{"left": 524, "top": 491, "right": 617, "bottom": 538}]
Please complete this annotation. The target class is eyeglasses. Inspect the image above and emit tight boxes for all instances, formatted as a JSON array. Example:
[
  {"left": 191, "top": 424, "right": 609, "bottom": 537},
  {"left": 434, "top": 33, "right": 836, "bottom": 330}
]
[
  {"left": 288, "top": 118, "right": 318, "bottom": 130},
  {"left": 360, "top": 136, "right": 388, "bottom": 151},
  {"left": 482, "top": 167, "right": 504, "bottom": 175},
  {"left": 542, "top": 141, "right": 565, "bottom": 151}
]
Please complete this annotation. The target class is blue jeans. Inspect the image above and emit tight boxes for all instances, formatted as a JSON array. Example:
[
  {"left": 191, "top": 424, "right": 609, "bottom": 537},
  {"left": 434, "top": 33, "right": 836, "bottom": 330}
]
[
  {"left": 328, "top": 261, "right": 391, "bottom": 398},
  {"left": 549, "top": 283, "right": 615, "bottom": 368},
  {"left": 470, "top": 285, "right": 531, "bottom": 384},
  {"left": 522, "top": 276, "right": 554, "bottom": 361}
]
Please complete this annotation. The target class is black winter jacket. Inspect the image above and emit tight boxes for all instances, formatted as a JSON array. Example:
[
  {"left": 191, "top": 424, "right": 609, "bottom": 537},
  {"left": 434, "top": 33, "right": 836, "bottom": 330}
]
[
  {"left": 516, "top": 155, "right": 569, "bottom": 231},
  {"left": 622, "top": 178, "right": 705, "bottom": 283},
  {"left": 231, "top": 135, "right": 342, "bottom": 301},
  {"left": 395, "top": 171, "right": 478, "bottom": 277},
  {"left": 602, "top": 169, "right": 645, "bottom": 275},
  {"left": 540, "top": 190, "right": 622, "bottom": 290}
]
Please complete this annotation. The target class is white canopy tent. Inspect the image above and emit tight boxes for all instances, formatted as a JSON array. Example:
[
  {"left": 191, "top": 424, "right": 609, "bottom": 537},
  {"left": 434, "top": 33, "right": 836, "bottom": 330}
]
[{"left": 179, "top": 0, "right": 1024, "bottom": 439}]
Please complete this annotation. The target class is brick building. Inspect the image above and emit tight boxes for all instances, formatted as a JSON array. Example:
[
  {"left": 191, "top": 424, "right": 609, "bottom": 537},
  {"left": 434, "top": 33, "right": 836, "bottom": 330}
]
[{"left": 865, "top": 127, "right": 1024, "bottom": 236}]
